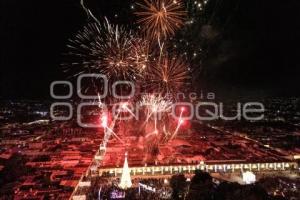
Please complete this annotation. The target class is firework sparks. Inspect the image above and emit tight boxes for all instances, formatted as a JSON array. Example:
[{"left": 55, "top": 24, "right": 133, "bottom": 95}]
[
  {"left": 80, "top": 0, "right": 100, "bottom": 24},
  {"left": 98, "top": 20, "right": 150, "bottom": 80},
  {"left": 139, "top": 94, "right": 172, "bottom": 131},
  {"left": 100, "top": 113, "right": 108, "bottom": 128},
  {"left": 64, "top": 19, "right": 150, "bottom": 82},
  {"left": 135, "top": 0, "right": 186, "bottom": 40},
  {"left": 101, "top": 106, "right": 124, "bottom": 149},
  {"left": 146, "top": 54, "right": 191, "bottom": 94},
  {"left": 169, "top": 108, "right": 184, "bottom": 141},
  {"left": 140, "top": 94, "right": 172, "bottom": 114},
  {"left": 63, "top": 1, "right": 193, "bottom": 162}
]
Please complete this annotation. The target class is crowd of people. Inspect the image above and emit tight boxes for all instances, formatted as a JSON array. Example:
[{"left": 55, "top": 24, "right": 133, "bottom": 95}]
[
  {"left": 86, "top": 177, "right": 172, "bottom": 200},
  {"left": 84, "top": 171, "right": 297, "bottom": 200}
]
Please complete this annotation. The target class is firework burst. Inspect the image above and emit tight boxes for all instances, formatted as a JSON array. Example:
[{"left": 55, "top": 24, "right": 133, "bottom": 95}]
[
  {"left": 98, "top": 20, "right": 150, "bottom": 80},
  {"left": 64, "top": 19, "right": 150, "bottom": 82},
  {"left": 135, "top": 0, "right": 186, "bottom": 41},
  {"left": 146, "top": 54, "right": 191, "bottom": 94},
  {"left": 139, "top": 94, "right": 172, "bottom": 133},
  {"left": 139, "top": 94, "right": 172, "bottom": 114}
]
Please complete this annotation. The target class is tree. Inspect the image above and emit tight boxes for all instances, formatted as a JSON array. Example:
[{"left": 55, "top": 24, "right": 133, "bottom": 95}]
[
  {"left": 191, "top": 170, "right": 212, "bottom": 186},
  {"left": 170, "top": 174, "right": 187, "bottom": 200},
  {"left": 186, "top": 170, "right": 214, "bottom": 200}
]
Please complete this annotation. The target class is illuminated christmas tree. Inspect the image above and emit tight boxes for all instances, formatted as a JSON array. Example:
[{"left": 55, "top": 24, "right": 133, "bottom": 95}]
[{"left": 119, "top": 152, "right": 132, "bottom": 189}]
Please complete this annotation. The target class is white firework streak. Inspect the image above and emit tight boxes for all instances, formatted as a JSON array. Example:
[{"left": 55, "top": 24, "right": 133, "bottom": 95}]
[
  {"left": 80, "top": 0, "right": 100, "bottom": 24},
  {"left": 101, "top": 102, "right": 137, "bottom": 147},
  {"left": 139, "top": 94, "right": 172, "bottom": 132},
  {"left": 140, "top": 94, "right": 172, "bottom": 119},
  {"left": 169, "top": 109, "right": 184, "bottom": 141}
]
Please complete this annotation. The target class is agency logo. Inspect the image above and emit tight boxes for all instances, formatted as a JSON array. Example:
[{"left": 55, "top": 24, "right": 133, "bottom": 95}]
[{"left": 50, "top": 74, "right": 265, "bottom": 128}]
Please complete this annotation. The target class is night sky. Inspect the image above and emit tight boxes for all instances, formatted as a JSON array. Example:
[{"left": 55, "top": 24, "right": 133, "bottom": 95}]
[{"left": 1, "top": 0, "right": 300, "bottom": 99}]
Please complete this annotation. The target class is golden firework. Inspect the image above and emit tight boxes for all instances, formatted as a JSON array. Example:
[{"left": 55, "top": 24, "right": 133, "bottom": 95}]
[
  {"left": 147, "top": 54, "right": 191, "bottom": 94},
  {"left": 94, "top": 20, "right": 150, "bottom": 80},
  {"left": 65, "top": 20, "right": 150, "bottom": 81},
  {"left": 135, "top": 0, "right": 186, "bottom": 40}
]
